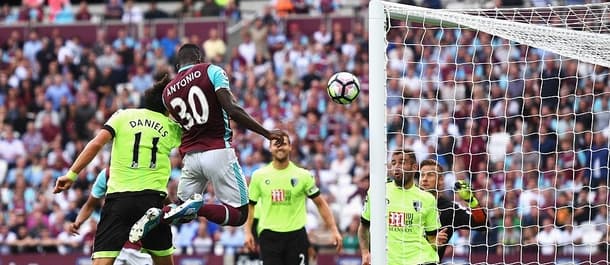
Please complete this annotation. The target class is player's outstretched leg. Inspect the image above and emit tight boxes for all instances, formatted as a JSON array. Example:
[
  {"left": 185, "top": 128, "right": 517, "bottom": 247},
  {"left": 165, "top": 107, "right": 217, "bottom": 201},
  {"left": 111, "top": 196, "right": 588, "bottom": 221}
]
[
  {"left": 129, "top": 208, "right": 162, "bottom": 243},
  {"left": 163, "top": 193, "right": 204, "bottom": 224}
]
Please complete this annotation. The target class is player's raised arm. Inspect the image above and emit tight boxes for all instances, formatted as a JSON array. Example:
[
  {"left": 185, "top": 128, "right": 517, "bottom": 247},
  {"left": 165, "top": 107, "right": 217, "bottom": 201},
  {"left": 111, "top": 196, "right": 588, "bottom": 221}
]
[
  {"left": 215, "top": 88, "right": 284, "bottom": 144},
  {"left": 454, "top": 180, "right": 488, "bottom": 227}
]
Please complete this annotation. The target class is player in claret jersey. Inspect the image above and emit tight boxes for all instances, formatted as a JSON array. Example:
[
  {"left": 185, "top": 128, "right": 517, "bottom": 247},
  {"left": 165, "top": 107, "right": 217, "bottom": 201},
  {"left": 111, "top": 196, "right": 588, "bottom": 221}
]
[{"left": 130, "top": 44, "right": 285, "bottom": 242}]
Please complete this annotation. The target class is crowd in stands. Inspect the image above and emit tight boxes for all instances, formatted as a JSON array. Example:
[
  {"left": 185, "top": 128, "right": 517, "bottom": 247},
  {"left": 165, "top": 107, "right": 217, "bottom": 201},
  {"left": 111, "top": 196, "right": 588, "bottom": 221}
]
[{"left": 0, "top": 0, "right": 609, "bottom": 262}]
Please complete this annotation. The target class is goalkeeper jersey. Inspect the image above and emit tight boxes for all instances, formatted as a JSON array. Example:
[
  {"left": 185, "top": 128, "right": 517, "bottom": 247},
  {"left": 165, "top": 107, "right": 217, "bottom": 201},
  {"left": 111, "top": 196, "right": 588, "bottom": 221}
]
[
  {"left": 361, "top": 182, "right": 441, "bottom": 264},
  {"left": 103, "top": 108, "right": 181, "bottom": 196}
]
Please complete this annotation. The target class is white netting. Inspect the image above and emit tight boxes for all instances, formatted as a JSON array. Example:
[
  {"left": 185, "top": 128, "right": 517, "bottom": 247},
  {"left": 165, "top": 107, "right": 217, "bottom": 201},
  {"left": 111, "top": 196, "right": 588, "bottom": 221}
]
[{"left": 376, "top": 2, "right": 610, "bottom": 264}]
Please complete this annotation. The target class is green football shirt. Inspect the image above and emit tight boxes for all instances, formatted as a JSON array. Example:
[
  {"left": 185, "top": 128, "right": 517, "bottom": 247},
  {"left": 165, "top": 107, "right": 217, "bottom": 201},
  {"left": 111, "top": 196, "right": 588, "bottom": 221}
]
[
  {"left": 103, "top": 109, "right": 182, "bottom": 195},
  {"left": 249, "top": 162, "right": 320, "bottom": 233},
  {"left": 361, "top": 182, "right": 441, "bottom": 264}
]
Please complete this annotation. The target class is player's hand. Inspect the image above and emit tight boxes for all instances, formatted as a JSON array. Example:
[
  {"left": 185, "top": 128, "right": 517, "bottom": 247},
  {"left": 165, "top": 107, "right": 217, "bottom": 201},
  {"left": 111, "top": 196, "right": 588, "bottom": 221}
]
[
  {"left": 436, "top": 227, "right": 449, "bottom": 245},
  {"left": 361, "top": 251, "right": 371, "bottom": 265},
  {"left": 244, "top": 233, "right": 256, "bottom": 252},
  {"left": 69, "top": 222, "right": 81, "bottom": 235},
  {"left": 454, "top": 180, "right": 479, "bottom": 207},
  {"left": 268, "top": 129, "right": 286, "bottom": 146},
  {"left": 53, "top": 176, "right": 75, "bottom": 194},
  {"left": 331, "top": 230, "right": 343, "bottom": 252}
]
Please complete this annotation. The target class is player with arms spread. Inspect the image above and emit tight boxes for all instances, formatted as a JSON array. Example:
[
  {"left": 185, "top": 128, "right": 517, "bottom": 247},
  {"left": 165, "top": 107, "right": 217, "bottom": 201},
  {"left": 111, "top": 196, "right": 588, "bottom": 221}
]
[
  {"left": 244, "top": 131, "right": 342, "bottom": 265},
  {"left": 130, "top": 44, "right": 285, "bottom": 242},
  {"left": 358, "top": 149, "right": 447, "bottom": 265},
  {"left": 418, "top": 159, "right": 487, "bottom": 260},
  {"left": 54, "top": 76, "right": 181, "bottom": 265}
]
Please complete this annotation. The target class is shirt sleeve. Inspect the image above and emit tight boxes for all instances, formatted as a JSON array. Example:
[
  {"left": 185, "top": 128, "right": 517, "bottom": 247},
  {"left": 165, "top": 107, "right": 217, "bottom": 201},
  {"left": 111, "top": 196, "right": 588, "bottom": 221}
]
[
  {"left": 361, "top": 192, "right": 371, "bottom": 224},
  {"left": 424, "top": 197, "right": 441, "bottom": 232},
  {"left": 168, "top": 120, "right": 182, "bottom": 148},
  {"left": 248, "top": 171, "right": 261, "bottom": 204},
  {"left": 103, "top": 109, "right": 124, "bottom": 137},
  {"left": 304, "top": 171, "right": 320, "bottom": 198},
  {"left": 207, "top": 64, "right": 230, "bottom": 91},
  {"left": 91, "top": 169, "right": 108, "bottom": 199}
]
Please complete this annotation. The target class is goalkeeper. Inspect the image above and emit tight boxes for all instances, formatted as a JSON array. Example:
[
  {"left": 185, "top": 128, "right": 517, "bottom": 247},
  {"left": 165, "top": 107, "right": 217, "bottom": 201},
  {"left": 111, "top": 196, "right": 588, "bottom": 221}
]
[
  {"left": 358, "top": 149, "right": 448, "bottom": 265},
  {"left": 418, "top": 159, "right": 487, "bottom": 260}
]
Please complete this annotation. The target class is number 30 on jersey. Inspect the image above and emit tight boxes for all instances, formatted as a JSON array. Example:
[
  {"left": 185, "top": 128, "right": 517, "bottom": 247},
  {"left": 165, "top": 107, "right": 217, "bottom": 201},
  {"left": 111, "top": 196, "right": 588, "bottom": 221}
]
[{"left": 170, "top": 85, "right": 209, "bottom": 130}]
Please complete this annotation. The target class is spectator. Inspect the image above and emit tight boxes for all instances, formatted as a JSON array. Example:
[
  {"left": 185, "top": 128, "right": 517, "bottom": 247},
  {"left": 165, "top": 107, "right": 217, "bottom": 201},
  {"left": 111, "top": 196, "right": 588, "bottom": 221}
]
[
  {"left": 201, "top": 0, "right": 222, "bottom": 17},
  {"left": 536, "top": 218, "right": 562, "bottom": 256},
  {"left": 104, "top": 0, "right": 123, "bottom": 20},
  {"left": 74, "top": 1, "right": 91, "bottom": 21},
  {"left": 159, "top": 28, "right": 180, "bottom": 59},
  {"left": 0, "top": 125, "right": 26, "bottom": 167},
  {"left": 53, "top": 2, "right": 75, "bottom": 24},
  {"left": 192, "top": 220, "right": 213, "bottom": 255},
  {"left": 122, "top": 0, "right": 143, "bottom": 23},
  {"left": 144, "top": 1, "right": 169, "bottom": 20},
  {"left": 203, "top": 28, "right": 226, "bottom": 62},
  {"left": 176, "top": 0, "right": 197, "bottom": 18},
  {"left": 238, "top": 31, "right": 256, "bottom": 66}
]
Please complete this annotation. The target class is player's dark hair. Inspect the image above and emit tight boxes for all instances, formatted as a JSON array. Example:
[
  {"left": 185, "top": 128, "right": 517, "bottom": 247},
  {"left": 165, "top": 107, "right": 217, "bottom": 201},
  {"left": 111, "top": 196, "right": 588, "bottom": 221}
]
[
  {"left": 391, "top": 148, "right": 417, "bottom": 164},
  {"left": 177, "top": 43, "right": 204, "bottom": 68},
  {"left": 143, "top": 73, "right": 170, "bottom": 114},
  {"left": 420, "top": 159, "right": 444, "bottom": 173},
  {"left": 270, "top": 130, "right": 291, "bottom": 145}
]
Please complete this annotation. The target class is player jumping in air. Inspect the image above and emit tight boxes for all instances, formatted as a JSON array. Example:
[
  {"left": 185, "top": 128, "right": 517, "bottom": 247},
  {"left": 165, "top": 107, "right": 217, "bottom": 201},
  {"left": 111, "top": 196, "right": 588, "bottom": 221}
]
[
  {"left": 130, "top": 43, "right": 284, "bottom": 243},
  {"left": 54, "top": 75, "right": 181, "bottom": 265},
  {"left": 418, "top": 159, "right": 488, "bottom": 260}
]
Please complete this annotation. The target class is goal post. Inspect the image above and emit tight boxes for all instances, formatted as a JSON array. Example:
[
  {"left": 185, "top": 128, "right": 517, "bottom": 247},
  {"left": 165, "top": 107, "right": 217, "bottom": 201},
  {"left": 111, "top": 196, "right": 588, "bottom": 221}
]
[
  {"left": 368, "top": 1, "right": 389, "bottom": 265},
  {"left": 368, "top": 0, "right": 610, "bottom": 264}
]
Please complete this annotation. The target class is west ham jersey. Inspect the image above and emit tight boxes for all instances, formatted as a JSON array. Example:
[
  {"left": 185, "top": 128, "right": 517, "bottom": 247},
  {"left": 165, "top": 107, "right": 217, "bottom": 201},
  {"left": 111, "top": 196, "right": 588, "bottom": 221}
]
[{"left": 162, "top": 63, "right": 232, "bottom": 156}]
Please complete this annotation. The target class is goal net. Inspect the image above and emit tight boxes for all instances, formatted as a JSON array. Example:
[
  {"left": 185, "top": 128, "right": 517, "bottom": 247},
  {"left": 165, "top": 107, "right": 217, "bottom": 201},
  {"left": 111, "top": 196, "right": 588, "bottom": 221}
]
[{"left": 368, "top": 1, "right": 610, "bottom": 264}]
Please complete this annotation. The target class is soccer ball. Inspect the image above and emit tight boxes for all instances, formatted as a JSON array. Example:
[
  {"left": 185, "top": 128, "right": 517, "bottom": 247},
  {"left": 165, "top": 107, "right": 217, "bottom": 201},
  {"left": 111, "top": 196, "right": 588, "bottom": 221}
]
[{"left": 327, "top": 72, "right": 360, "bottom": 104}]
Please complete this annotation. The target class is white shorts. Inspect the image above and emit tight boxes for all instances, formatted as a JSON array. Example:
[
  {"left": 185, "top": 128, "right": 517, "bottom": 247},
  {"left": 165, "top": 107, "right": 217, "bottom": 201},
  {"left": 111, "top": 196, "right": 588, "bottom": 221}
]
[
  {"left": 177, "top": 148, "right": 248, "bottom": 208},
  {"left": 114, "top": 248, "right": 152, "bottom": 265}
]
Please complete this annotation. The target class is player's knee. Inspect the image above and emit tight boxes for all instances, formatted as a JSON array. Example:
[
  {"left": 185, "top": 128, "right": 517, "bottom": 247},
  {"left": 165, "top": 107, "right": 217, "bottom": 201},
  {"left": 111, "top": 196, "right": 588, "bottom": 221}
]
[{"left": 233, "top": 205, "right": 249, "bottom": 226}]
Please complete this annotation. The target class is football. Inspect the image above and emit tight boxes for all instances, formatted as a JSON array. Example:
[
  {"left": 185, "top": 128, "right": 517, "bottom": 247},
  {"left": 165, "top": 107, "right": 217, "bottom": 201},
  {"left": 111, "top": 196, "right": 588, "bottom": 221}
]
[{"left": 327, "top": 72, "right": 361, "bottom": 104}]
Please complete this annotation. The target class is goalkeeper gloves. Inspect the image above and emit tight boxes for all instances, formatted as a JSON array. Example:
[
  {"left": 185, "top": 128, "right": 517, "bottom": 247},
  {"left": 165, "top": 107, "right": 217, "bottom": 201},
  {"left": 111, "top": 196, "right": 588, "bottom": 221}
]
[{"left": 454, "top": 180, "right": 479, "bottom": 208}]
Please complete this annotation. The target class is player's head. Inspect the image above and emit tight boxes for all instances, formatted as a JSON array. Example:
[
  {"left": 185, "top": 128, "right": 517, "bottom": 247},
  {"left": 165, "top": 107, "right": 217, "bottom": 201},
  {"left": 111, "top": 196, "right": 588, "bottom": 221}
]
[
  {"left": 269, "top": 131, "right": 291, "bottom": 163},
  {"left": 390, "top": 149, "right": 418, "bottom": 186},
  {"left": 177, "top": 43, "right": 204, "bottom": 69},
  {"left": 419, "top": 159, "right": 444, "bottom": 193},
  {"left": 143, "top": 72, "right": 171, "bottom": 114}
]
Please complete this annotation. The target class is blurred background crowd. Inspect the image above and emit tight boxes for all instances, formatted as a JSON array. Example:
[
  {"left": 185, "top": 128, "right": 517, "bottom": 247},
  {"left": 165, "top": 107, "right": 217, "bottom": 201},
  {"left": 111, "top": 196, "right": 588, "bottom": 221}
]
[{"left": 0, "top": 0, "right": 609, "bottom": 262}]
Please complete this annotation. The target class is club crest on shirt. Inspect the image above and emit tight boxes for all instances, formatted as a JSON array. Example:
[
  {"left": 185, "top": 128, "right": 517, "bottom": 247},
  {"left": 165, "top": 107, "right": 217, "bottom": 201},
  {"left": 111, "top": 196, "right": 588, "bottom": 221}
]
[
  {"left": 413, "top": 200, "right": 422, "bottom": 212},
  {"left": 290, "top": 177, "right": 298, "bottom": 187}
]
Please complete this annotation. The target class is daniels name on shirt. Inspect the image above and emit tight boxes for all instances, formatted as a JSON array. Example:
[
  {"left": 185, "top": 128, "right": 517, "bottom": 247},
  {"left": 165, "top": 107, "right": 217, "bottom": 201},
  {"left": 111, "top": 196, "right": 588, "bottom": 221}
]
[{"left": 129, "top": 118, "right": 169, "bottom": 137}]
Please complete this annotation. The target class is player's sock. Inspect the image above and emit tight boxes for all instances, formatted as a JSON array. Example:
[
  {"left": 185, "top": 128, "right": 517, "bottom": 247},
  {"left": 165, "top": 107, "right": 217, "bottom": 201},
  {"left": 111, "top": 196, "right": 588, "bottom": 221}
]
[{"left": 197, "top": 204, "right": 247, "bottom": 226}]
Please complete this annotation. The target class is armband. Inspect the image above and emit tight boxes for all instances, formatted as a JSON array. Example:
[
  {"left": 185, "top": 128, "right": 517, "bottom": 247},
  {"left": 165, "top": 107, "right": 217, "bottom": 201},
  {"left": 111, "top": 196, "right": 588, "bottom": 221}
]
[{"left": 67, "top": 170, "right": 79, "bottom": 181}]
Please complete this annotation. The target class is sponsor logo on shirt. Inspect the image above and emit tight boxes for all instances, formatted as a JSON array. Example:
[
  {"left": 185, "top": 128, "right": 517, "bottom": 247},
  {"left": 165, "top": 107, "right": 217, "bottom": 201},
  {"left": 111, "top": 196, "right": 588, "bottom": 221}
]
[
  {"left": 271, "top": 189, "right": 291, "bottom": 203},
  {"left": 388, "top": 211, "right": 415, "bottom": 232}
]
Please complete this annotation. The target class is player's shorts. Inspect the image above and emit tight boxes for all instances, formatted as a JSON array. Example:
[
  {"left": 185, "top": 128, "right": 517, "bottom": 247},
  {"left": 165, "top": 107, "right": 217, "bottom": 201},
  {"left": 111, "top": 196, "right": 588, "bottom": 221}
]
[
  {"left": 114, "top": 248, "right": 153, "bottom": 265},
  {"left": 177, "top": 148, "right": 248, "bottom": 208},
  {"left": 258, "top": 227, "right": 309, "bottom": 265},
  {"left": 93, "top": 192, "right": 174, "bottom": 259}
]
